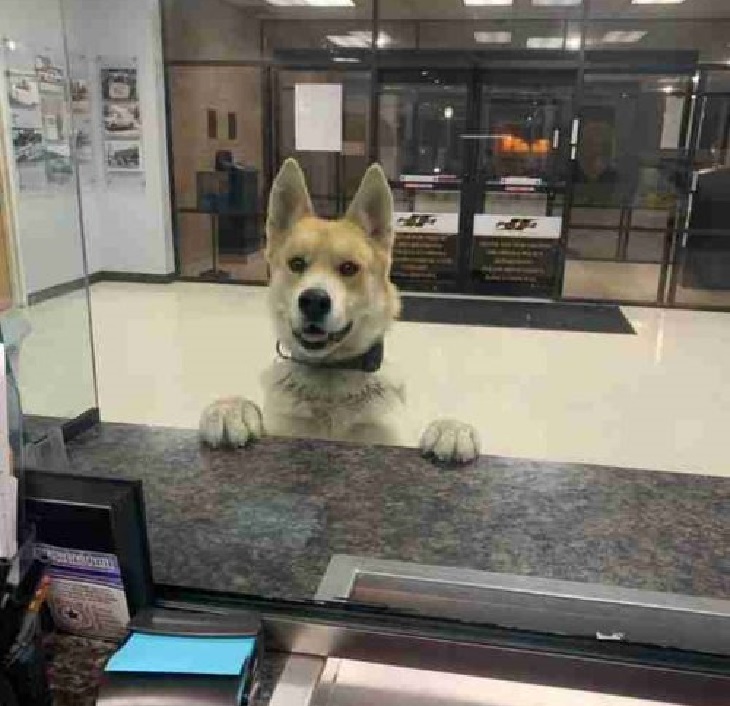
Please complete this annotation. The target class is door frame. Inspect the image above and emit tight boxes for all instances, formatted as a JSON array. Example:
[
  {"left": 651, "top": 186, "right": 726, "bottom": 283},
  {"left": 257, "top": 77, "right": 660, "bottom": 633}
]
[
  {"left": 374, "top": 60, "right": 579, "bottom": 298},
  {"left": 462, "top": 67, "right": 578, "bottom": 299}
]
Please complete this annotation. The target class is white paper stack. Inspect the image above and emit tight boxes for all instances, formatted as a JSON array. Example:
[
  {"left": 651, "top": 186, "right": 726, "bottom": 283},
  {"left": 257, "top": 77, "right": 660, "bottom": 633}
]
[{"left": 0, "top": 345, "right": 17, "bottom": 560}]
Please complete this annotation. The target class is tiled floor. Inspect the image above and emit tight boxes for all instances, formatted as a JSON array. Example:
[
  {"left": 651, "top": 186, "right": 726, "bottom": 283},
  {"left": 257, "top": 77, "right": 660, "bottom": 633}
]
[
  {"left": 19, "top": 280, "right": 730, "bottom": 477},
  {"left": 17, "top": 288, "right": 96, "bottom": 420}
]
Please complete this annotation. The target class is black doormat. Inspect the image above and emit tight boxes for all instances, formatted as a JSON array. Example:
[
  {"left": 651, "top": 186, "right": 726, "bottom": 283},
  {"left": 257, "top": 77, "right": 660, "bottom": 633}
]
[{"left": 400, "top": 296, "right": 635, "bottom": 334}]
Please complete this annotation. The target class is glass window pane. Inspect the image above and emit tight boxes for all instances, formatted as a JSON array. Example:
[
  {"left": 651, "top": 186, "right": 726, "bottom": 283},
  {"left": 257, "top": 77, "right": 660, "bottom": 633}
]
[
  {"left": 10, "top": 0, "right": 730, "bottom": 675},
  {"left": 3, "top": 0, "right": 97, "bottom": 432},
  {"left": 626, "top": 230, "right": 667, "bottom": 263},
  {"left": 169, "top": 66, "right": 266, "bottom": 283},
  {"left": 575, "top": 73, "right": 690, "bottom": 228},
  {"left": 379, "top": 74, "right": 466, "bottom": 292},
  {"left": 563, "top": 260, "right": 660, "bottom": 301},
  {"left": 379, "top": 74, "right": 467, "bottom": 181},
  {"left": 279, "top": 69, "right": 371, "bottom": 217},
  {"left": 674, "top": 165, "right": 730, "bottom": 305},
  {"left": 162, "top": 0, "right": 263, "bottom": 61},
  {"left": 567, "top": 228, "right": 619, "bottom": 260},
  {"left": 478, "top": 80, "right": 573, "bottom": 184}
]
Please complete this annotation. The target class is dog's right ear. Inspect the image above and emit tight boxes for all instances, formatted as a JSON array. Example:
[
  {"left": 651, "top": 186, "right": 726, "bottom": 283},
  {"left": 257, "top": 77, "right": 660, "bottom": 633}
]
[
  {"left": 266, "top": 158, "right": 313, "bottom": 256},
  {"left": 345, "top": 164, "right": 394, "bottom": 252}
]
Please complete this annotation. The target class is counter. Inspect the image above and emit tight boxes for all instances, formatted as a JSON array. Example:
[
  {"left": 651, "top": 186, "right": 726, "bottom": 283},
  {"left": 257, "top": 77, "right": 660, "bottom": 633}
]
[{"left": 59, "top": 422, "right": 728, "bottom": 601}]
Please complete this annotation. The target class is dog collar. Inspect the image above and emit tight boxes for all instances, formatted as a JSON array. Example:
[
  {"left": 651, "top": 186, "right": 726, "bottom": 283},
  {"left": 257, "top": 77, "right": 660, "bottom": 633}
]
[{"left": 276, "top": 339, "right": 384, "bottom": 373}]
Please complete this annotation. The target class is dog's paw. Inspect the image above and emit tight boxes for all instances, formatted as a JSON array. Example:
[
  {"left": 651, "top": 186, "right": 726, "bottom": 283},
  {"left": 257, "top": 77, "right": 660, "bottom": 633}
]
[
  {"left": 199, "top": 397, "right": 264, "bottom": 449},
  {"left": 420, "top": 419, "right": 481, "bottom": 464}
]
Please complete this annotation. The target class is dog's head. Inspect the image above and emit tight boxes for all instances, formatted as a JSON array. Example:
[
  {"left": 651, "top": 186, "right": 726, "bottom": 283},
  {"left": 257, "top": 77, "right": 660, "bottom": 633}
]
[{"left": 266, "top": 159, "right": 400, "bottom": 363}]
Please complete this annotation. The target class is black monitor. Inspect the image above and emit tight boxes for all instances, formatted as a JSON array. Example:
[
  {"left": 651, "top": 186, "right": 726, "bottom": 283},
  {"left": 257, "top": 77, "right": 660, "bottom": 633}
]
[{"left": 25, "top": 470, "right": 154, "bottom": 625}]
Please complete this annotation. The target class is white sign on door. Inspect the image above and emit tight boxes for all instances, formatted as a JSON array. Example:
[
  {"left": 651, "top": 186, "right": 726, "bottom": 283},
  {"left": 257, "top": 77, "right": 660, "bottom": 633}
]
[
  {"left": 394, "top": 212, "right": 459, "bottom": 235},
  {"left": 295, "top": 83, "right": 343, "bottom": 152},
  {"left": 474, "top": 214, "right": 562, "bottom": 239}
]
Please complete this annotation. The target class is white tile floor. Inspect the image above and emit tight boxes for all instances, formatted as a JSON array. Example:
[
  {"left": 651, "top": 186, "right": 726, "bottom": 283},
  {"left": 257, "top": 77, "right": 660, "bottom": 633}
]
[
  {"left": 18, "top": 289, "right": 96, "bottom": 420},
  {"left": 19, "top": 280, "right": 730, "bottom": 477}
]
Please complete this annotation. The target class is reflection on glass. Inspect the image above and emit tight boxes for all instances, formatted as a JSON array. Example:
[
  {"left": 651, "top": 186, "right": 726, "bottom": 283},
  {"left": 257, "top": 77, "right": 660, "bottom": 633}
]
[
  {"left": 169, "top": 66, "right": 266, "bottom": 282},
  {"left": 2, "top": 0, "right": 97, "bottom": 435},
  {"left": 379, "top": 75, "right": 467, "bottom": 180},
  {"left": 3, "top": 3, "right": 730, "bottom": 692},
  {"left": 279, "top": 70, "right": 371, "bottom": 218},
  {"left": 478, "top": 82, "right": 572, "bottom": 185}
]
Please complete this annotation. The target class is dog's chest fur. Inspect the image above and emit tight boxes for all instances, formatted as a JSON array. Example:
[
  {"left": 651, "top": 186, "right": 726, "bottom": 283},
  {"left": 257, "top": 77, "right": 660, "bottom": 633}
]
[{"left": 262, "top": 360, "right": 405, "bottom": 438}]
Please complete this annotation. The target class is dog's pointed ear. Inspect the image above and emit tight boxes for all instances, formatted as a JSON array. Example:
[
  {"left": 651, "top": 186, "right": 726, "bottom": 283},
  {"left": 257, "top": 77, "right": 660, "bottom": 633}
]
[
  {"left": 345, "top": 164, "right": 394, "bottom": 250},
  {"left": 266, "top": 158, "right": 313, "bottom": 255}
]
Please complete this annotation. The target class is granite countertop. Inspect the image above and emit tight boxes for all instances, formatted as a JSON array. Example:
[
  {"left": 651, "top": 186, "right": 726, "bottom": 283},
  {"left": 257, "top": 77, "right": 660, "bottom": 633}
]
[
  {"left": 44, "top": 633, "right": 287, "bottom": 706},
  {"left": 62, "top": 422, "right": 729, "bottom": 601}
]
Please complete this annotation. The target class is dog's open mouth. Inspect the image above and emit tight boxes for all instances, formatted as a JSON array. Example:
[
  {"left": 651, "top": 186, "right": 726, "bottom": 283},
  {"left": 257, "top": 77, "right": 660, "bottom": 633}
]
[{"left": 294, "top": 321, "right": 353, "bottom": 351}]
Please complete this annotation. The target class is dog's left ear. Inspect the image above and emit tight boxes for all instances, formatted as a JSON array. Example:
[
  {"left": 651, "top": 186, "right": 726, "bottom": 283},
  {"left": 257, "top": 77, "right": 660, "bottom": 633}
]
[
  {"left": 266, "top": 158, "right": 314, "bottom": 257},
  {"left": 345, "top": 164, "right": 394, "bottom": 250}
]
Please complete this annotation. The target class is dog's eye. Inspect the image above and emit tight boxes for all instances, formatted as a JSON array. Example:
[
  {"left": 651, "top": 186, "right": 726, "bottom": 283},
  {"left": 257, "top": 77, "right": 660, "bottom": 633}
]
[
  {"left": 339, "top": 261, "right": 360, "bottom": 277},
  {"left": 288, "top": 257, "right": 308, "bottom": 274}
]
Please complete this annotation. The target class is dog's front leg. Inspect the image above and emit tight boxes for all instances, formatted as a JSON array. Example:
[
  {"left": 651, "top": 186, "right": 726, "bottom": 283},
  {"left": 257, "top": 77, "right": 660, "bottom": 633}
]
[
  {"left": 199, "top": 397, "right": 264, "bottom": 448},
  {"left": 420, "top": 419, "right": 481, "bottom": 464}
]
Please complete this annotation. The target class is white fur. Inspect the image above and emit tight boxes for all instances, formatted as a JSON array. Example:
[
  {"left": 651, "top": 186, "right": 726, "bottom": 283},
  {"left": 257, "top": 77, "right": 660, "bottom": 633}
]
[
  {"left": 199, "top": 355, "right": 480, "bottom": 463},
  {"left": 199, "top": 160, "right": 481, "bottom": 464}
]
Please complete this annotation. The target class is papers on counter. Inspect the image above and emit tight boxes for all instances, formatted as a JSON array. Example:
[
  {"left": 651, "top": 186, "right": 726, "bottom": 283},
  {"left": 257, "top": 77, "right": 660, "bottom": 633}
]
[
  {"left": 0, "top": 344, "right": 17, "bottom": 560},
  {"left": 106, "top": 632, "right": 257, "bottom": 676},
  {"left": 0, "top": 475, "right": 17, "bottom": 560}
]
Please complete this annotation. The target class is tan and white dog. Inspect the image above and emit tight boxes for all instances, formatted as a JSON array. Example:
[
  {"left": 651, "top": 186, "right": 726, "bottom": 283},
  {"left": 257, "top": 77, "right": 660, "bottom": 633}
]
[{"left": 199, "top": 159, "right": 480, "bottom": 464}]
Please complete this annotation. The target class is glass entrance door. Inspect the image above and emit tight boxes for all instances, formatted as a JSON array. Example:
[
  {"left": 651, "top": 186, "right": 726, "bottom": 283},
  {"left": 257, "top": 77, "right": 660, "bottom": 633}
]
[
  {"left": 380, "top": 68, "right": 575, "bottom": 297},
  {"left": 563, "top": 71, "right": 693, "bottom": 303},
  {"left": 467, "top": 72, "right": 575, "bottom": 297},
  {"left": 379, "top": 69, "right": 468, "bottom": 293}
]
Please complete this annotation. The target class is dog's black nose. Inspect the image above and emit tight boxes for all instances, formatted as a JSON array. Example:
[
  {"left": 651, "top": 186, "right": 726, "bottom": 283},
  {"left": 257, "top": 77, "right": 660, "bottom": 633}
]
[{"left": 298, "top": 288, "right": 331, "bottom": 321}]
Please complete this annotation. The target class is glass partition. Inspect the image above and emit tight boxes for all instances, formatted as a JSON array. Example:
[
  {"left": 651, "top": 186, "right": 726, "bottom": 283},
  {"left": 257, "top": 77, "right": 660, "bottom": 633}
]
[
  {"left": 673, "top": 67, "right": 730, "bottom": 307},
  {"left": 278, "top": 69, "right": 371, "bottom": 218},
  {"left": 1, "top": 0, "right": 97, "bottom": 441},
  {"left": 2, "top": 2, "right": 730, "bottom": 697},
  {"left": 563, "top": 70, "right": 691, "bottom": 302},
  {"left": 169, "top": 65, "right": 268, "bottom": 282}
]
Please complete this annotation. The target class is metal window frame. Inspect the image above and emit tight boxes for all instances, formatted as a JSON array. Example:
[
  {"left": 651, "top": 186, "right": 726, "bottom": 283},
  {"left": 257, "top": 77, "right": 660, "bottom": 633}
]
[
  {"left": 315, "top": 555, "right": 730, "bottom": 658},
  {"left": 156, "top": 581, "right": 730, "bottom": 706}
]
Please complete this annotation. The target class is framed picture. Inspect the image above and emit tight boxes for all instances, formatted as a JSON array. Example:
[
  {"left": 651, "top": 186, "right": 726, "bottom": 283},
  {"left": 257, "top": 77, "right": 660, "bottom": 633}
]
[
  {"left": 11, "top": 106, "right": 42, "bottom": 130},
  {"left": 71, "top": 79, "right": 90, "bottom": 113},
  {"left": 45, "top": 143, "right": 73, "bottom": 185},
  {"left": 8, "top": 76, "right": 40, "bottom": 110},
  {"left": 40, "top": 93, "right": 67, "bottom": 143},
  {"left": 103, "top": 102, "right": 141, "bottom": 138},
  {"left": 105, "top": 140, "right": 141, "bottom": 171},
  {"left": 12, "top": 128, "right": 44, "bottom": 164},
  {"left": 35, "top": 55, "right": 65, "bottom": 91},
  {"left": 101, "top": 68, "right": 137, "bottom": 102}
]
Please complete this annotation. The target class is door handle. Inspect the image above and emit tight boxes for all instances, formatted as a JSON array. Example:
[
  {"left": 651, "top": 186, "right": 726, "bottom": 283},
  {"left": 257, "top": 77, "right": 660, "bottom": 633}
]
[{"left": 570, "top": 117, "right": 580, "bottom": 145}]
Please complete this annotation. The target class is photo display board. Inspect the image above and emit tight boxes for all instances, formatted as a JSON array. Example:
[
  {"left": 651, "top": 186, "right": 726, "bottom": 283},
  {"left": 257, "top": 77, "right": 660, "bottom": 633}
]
[{"left": 100, "top": 65, "right": 143, "bottom": 180}]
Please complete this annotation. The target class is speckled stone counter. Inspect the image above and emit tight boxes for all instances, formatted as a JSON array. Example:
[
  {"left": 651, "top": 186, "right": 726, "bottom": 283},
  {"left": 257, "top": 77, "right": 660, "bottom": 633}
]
[
  {"left": 60, "top": 422, "right": 730, "bottom": 601},
  {"left": 44, "top": 633, "right": 287, "bottom": 706}
]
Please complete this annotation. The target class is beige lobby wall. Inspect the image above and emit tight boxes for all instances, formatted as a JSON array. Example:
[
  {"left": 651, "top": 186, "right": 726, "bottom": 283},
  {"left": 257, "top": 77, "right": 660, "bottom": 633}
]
[
  {"left": 169, "top": 65, "right": 263, "bottom": 206},
  {"left": 169, "top": 65, "right": 264, "bottom": 276},
  {"left": 162, "top": 0, "right": 261, "bottom": 61}
]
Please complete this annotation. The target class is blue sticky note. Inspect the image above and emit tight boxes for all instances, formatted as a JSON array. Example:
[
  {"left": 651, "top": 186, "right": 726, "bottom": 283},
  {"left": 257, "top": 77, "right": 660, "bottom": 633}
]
[{"left": 106, "top": 632, "right": 256, "bottom": 676}]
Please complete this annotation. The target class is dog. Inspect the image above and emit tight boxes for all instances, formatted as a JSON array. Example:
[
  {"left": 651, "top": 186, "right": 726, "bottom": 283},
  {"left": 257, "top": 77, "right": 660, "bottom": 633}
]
[{"left": 199, "top": 159, "right": 480, "bottom": 464}]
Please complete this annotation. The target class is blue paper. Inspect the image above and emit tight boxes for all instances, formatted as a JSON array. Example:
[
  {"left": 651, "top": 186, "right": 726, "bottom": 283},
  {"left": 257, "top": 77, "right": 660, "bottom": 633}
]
[{"left": 106, "top": 632, "right": 256, "bottom": 676}]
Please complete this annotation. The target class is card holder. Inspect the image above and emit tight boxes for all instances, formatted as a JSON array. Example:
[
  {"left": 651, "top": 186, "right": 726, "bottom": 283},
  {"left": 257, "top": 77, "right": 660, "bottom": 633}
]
[{"left": 96, "top": 608, "right": 262, "bottom": 706}]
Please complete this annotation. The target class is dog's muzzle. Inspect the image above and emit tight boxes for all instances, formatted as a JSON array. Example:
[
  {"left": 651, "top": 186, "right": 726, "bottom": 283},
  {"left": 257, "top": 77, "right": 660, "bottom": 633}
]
[{"left": 293, "top": 321, "right": 353, "bottom": 351}]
